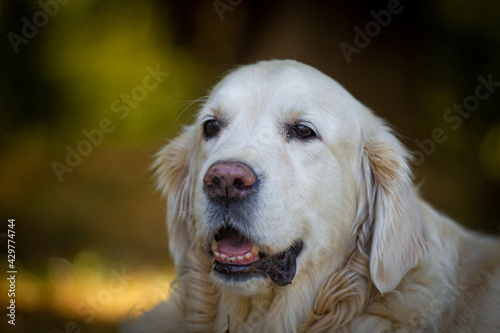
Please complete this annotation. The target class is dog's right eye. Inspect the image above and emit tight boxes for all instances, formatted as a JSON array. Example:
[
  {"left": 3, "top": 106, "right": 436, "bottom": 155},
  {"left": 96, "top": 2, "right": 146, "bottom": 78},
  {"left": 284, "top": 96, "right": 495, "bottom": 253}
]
[
  {"left": 203, "top": 119, "right": 221, "bottom": 138},
  {"left": 285, "top": 123, "right": 318, "bottom": 142}
]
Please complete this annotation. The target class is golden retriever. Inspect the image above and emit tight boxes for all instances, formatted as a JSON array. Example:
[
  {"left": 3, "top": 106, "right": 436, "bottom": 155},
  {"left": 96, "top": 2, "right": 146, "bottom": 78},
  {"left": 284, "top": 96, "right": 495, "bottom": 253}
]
[{"left": 123, "top": 60, "right": 500, "bottom": 332}]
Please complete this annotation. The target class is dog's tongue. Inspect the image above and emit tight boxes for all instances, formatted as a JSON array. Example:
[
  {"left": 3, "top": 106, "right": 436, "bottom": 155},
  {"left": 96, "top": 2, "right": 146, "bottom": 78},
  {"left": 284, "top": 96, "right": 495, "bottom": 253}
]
[{"left": 217, "top": 232, "right": 253, "bottom": 255}]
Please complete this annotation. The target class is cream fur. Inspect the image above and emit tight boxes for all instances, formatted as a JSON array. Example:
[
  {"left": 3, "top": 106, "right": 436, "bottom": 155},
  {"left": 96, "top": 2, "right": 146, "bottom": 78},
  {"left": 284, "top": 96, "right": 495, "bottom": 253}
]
[{"left": 121, "top": 60, "right": 500, "bottom": 333}]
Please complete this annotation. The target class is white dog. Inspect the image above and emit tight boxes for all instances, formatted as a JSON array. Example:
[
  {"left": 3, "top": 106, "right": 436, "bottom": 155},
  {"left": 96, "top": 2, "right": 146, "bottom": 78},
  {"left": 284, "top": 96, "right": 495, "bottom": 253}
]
[{"left": 122, "top": 60, "right": 500, "bottom": 332}]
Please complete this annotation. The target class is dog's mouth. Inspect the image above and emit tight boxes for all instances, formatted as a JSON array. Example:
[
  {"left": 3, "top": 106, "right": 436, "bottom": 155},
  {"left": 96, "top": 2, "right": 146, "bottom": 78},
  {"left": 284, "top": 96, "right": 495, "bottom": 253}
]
[{"left": 210, "top": 227, "right": 303, "bottom": 287}]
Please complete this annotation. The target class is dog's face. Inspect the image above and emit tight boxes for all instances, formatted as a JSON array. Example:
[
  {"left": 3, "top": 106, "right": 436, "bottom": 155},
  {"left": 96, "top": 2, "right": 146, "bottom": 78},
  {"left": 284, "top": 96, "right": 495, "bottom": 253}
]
[
  {"left": 154, "top": 60, "right": 427, "bottom": 297},
  {"left": 193, "top": 61, "right": 364, "bottom": 294}
]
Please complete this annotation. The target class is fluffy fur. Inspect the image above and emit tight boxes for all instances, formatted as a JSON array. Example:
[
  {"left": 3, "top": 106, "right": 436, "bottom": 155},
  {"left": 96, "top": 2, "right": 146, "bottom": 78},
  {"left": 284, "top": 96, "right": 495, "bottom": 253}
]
[{"left": 121, "top": 60, "right": 500, "bottom": 332}]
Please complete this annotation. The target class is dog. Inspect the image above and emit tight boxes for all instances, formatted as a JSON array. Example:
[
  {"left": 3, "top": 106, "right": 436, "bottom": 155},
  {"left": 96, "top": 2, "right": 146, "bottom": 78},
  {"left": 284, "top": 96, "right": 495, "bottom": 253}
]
[{"left": 122, "top": 60, "right": 500, "bottom": 332}]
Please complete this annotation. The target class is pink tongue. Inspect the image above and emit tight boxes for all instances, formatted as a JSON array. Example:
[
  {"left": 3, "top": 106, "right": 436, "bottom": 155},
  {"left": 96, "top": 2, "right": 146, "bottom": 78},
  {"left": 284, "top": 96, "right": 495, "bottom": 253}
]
[{"left": 217, "top": 233, "right": 253, "bottom": 256}]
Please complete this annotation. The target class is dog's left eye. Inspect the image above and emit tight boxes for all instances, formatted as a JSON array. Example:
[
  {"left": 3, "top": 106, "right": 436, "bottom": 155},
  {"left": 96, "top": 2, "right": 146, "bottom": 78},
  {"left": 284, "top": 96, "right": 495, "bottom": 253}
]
[
  {"left": 288, "top": 124, "right": 317, "bottom": 140},
  {"left": 203, "top": 119, "right": 222, "bottom": 138}
]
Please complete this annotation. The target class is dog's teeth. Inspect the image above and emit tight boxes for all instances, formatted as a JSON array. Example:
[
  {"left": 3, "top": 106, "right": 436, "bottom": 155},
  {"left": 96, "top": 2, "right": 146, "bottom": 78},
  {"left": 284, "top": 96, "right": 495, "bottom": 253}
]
[
  {"left": 245, "top": 253, "right": 252, "bottom": 259},
  {"left": 214, "top": 251, "right": 220, "bottom": 257},
  {"left": 251, "top": 244, "right": 259, "bottom": 255},
  {"left": 237, "top": 256, "right": 243, "bottom": 261},
  {"left": 211, "top": 239, "right": 218, "bottom": 252},
  {"left": 229, "top": 257, "right": 236, "bottom": 262},
  {"left": 220, "top": 254, "right": 226, "bottom": 260}
]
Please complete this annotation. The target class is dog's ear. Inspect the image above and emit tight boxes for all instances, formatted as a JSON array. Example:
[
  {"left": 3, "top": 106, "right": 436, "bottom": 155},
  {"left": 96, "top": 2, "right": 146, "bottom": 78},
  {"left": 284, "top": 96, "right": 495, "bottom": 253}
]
[
  {"left": 359, "top": 117, "right": 428, "bottom": 294},
  {"left": 152, "top": 125, "right": 198, "bottom": 272}
]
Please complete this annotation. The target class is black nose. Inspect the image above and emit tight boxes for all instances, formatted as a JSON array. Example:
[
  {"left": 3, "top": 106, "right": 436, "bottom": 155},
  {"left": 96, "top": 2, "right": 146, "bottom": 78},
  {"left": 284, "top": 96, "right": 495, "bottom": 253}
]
[{"left": 203, "top": 162, "right": 257, "bottom": 201}]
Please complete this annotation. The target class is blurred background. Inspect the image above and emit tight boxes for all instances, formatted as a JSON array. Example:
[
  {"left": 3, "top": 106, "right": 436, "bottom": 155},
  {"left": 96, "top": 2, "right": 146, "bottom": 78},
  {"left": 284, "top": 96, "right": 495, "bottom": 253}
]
[{"left": 1, "top": 0, "right": 499, "bottom": 331}]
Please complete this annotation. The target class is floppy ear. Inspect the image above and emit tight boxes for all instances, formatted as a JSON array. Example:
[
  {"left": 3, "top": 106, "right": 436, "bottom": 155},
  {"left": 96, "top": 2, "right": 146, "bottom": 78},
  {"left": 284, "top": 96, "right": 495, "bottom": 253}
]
[
  {"left": 152, "top": 125, "right": 198, "bottom": 273},
  {"left": 359, "top": 117, "right": 428, "bottom": 294}
]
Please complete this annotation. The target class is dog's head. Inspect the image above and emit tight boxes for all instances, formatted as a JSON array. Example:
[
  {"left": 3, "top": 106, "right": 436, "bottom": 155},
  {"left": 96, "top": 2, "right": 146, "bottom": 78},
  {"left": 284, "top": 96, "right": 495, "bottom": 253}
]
[{"left": 153, "top": 60, "right": 427, "bottom": 296}]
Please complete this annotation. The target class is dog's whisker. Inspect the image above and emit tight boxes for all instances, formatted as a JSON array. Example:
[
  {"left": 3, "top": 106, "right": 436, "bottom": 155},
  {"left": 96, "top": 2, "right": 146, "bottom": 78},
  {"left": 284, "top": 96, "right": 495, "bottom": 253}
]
[{"left": 169, "top": 97, "right": 208, "bottom": 136}]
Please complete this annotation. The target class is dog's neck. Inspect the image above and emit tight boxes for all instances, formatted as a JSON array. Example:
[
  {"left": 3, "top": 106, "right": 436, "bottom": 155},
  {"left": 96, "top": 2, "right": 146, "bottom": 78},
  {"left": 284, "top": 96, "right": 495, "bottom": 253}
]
[
  {"left": 179, "top": 249, "right": 317, "bottom": 332},
  {"left": 179, "top": 216, "right": 374, "bottom": 332},
  {"left": 180, "top": 243, "right": 372, "bottom": 332},
  {"left": 212, "top": 275, "right": 317, "bottom": 332}
]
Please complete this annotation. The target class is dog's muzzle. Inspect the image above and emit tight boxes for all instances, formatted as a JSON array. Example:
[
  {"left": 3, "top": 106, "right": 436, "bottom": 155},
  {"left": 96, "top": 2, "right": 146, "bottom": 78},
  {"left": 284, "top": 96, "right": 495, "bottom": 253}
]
[
  {"left": 211, "top": 227, "right": 303, "bottom": 287},
  {"left": 203, "top": 161, "right": 303, "bottom": 286}
]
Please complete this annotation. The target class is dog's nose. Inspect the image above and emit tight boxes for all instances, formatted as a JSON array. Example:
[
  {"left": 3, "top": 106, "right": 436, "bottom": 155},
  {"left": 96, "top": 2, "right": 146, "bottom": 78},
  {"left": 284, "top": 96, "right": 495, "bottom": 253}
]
[{"left": 203, "top": 162, "right": 256, "bottom": 201}]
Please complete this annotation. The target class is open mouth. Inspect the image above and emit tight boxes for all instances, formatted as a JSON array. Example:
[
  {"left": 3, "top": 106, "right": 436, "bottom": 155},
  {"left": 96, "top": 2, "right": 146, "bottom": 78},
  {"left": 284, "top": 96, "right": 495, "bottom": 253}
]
[{"left": 210, "top": 227, "right": 303, "bottom": 287}]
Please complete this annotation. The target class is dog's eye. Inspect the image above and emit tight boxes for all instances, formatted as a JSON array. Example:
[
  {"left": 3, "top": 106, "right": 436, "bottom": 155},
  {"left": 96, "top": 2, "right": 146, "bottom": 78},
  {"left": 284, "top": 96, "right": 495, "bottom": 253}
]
[
  {"left": 204, "top": 119, "right": 221, "bottom": 138},
  {"left": 294, "top": 125, "right": 315, "bottom": 138},
  {"left": 289, "top": 124, "right": 317, "bottom": 140}
]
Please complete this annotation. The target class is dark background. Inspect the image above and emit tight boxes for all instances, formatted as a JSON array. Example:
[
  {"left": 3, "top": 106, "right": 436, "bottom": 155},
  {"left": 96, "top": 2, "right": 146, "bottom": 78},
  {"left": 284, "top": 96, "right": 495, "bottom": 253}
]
[{"left": 1, "top": 0, "right": 499, "bottom": 331}]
